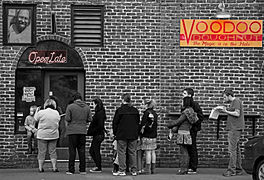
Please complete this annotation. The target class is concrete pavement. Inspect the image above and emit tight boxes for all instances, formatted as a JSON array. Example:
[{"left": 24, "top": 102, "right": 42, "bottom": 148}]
[{"left": 0, "top": 168, "right": 252, "bottom": 180}]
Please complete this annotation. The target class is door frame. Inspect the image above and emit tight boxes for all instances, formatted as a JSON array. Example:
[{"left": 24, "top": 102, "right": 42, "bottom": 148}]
[{"left": 43, "top": 70, "right": 85, "bottom": 161}]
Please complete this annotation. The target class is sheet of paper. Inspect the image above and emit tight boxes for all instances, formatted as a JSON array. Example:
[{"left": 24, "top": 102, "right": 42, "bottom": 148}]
[{"left": 209, "top": 108, "right": 220, "bottom": 120}]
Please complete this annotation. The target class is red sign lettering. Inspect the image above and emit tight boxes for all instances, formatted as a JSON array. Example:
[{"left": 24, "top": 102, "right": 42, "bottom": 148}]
[{"left": 28, "top": 51, "right": 67, "bottom": 64}]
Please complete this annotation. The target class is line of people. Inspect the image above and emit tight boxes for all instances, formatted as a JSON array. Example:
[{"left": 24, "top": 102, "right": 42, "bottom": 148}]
[{"left": 24, "top": 88, "right": 244, "bottom": 177}]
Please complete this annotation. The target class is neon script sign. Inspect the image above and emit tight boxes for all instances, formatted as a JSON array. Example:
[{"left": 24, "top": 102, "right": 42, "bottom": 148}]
[
  {"left": 28, "top": 51, "right": 67, "bottom": 64},
  {"left": 180, "top": 19, "right": 262, "bottom": 47}
]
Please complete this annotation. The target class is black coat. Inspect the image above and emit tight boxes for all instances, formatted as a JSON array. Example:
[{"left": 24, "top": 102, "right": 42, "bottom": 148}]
[
  {"left": 191, "top": 101, "right": 204, "bottom": 131},
  {"left": 112, "top": 104, "right": 140, "bottom": 140},
  {"left": 87, "top": 109, "right": 106, "bottom": 136},
  {"left": 139, "top": 108, "right": 158, "bottom": 138}
]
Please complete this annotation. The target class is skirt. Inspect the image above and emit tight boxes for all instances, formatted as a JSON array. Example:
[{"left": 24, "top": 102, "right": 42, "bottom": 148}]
[
  {"left": 141, "top": 137, "right": 157, "bottom": 150},
  {"left": 176, "top": 130, "right": 192, "bottom": 145}
]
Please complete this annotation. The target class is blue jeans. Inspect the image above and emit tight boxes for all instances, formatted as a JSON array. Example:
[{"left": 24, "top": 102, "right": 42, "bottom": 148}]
[
  {"left": 227, "top": 130, "right": 242, "bottom": 173},
  {"left": 117, "top": 139, "right": 137, "bottom": 172}
]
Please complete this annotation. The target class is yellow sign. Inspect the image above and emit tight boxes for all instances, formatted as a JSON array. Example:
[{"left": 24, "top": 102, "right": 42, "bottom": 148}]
[{"left": 180, "top": 19, "right": 262, "bottom": 47}]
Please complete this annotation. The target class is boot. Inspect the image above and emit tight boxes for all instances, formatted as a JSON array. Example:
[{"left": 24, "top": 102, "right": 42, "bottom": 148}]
[
  {"left": 151, "top": 163, "right": 156, "bottom": 174},
  {"left": 145, "top": 164, "right": 151, "bottom": 174}
]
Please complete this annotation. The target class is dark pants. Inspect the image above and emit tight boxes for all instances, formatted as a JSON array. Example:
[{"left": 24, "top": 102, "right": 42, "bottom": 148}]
[
  {"left": 68, "top": 134, "right": 86, "bottom": 173},
  {"left": 89, "top": 134, "right": 104, "bottom": 169},
  {"left": 187, "top": 129, "right": 198, "bottom": 171}
]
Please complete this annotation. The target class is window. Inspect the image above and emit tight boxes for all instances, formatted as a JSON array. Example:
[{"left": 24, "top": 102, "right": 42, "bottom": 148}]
[{"left": 71, "top": 5, "right": 104, "bottom": 47}]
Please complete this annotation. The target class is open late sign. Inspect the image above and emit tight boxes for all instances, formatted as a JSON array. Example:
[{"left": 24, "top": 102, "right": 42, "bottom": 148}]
[{"left": 28, "top": 50, "right": 67, "bottom": 64}]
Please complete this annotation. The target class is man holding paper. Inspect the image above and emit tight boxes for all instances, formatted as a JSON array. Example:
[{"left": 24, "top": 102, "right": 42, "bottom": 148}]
[{"left": 218, "top": 89, "right": 245, "bottom": 177}]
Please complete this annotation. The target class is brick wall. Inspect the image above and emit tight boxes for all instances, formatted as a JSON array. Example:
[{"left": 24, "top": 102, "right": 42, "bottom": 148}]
[{"left": 0, "top": 0, "right": 264, "bottom": 168}]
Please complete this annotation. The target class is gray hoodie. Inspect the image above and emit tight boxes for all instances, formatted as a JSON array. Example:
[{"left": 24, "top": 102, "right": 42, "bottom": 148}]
[{"left": 65, "top": 100, "right": 92, "bottom": 135}]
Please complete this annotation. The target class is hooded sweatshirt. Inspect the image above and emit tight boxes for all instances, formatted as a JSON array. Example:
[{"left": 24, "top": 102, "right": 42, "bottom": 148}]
[{"left": 65, "top": 100, "right": 92, "bottom": 135}]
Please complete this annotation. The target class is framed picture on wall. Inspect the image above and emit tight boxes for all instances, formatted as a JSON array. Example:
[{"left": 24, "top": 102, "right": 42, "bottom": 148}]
[{"left": 2, "top": 4, "right": 36, "bottom": 46}]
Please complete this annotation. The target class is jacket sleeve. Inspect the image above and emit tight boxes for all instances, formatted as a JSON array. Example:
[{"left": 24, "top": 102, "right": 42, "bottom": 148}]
[
  {"left": 139, "top": 111, "right": 148, "bottom": 130},
  {"left": 86, "top": 106, "right": 92, "bottom": 123},
  {"left": 167, "top": 113, "right": 186, "bottom": 129},
  {"left": 65, "top": 106, "right": 71, "bottom": 122},
  {"left": 24, "top": 116, "right": 31, "bottom": 131},
  {"left": 112, "top": 109, "right": 120, "bottom": 136},
  {"left": 88, "top": 111, "right": 105, "bottom": 135}
]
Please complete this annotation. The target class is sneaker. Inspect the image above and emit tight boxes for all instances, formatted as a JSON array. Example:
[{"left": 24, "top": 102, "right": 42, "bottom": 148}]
[
  {"left": 131, "top": 171, "right": 137, "bottom": 176},
  {"left": 80, "top": 171, "right": 87, "bottom": 175},
  {"left": 113, "top": 171, "right": 126, "bottom": 176},
  {"left": 90, "top": 167, "right": 102, "bottom": 173},
  {"left": 176, "top": 170, "right": 188, "bottom": 175},
  {"left": 236, "top": 171, "right": 243, "bottom": 175},
  {"left": 223, "top": 170, "right": 236, "bottom": 177},
  {"left": 138, "top": 169, "right": 145, "bottom": 174},
  {"left": 66, "top": 171, "right": 74, "bottom": 175},
  {"left": 188, "top": 169, "right": 197, "bottom": 174},
  {"left": 52, "top": 168, "right": 59, "bottom": 172}
]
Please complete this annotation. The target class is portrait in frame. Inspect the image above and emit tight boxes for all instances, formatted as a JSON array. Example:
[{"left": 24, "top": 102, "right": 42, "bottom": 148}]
[{"left": 3, "top": 4, "right": 36, "bottom": 46}]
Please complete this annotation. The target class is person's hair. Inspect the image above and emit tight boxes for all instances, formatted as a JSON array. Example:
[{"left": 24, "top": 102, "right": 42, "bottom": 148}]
[
  {"left": 73, "top": 92, "right": 82, "bottom": 101},
  {"left": 223, "top": 88, "right": 234, "bottom": 97},
  {"left": 183, "top": 88, "right": 194, "bottom": 97},
  {"left": 30, "top": 105, "right": 37, "bottom": 114},
  {"left": 50, "top": 95, "right": 59, "bottom": 106},
  {"left": 44, "top": 98, "right": 56, "bottom": 109},
  {"left": 122, "top": 93, "right": 131, "bottom": 103},
  {"left": 93, "top": 96, "right": 104, "bottom": 112},
  {"left": 143, "top": 98, "right": 157, "bottom": 109},
  {"left": 182, "top": 96, "right": 194, "bottom": 109},
  {"left": 10, "top": 9, "right": 31, "bottom": 27}
]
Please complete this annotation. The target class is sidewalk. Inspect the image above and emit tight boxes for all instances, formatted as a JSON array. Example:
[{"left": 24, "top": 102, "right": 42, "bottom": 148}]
[{"left": 0, "top": 168, "right": 251, "bottom": 180}]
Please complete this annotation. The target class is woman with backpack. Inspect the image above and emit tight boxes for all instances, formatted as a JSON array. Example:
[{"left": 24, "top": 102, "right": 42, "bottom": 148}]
[{"left": 167, "top": 96, "right": 198, "bottom": 175}]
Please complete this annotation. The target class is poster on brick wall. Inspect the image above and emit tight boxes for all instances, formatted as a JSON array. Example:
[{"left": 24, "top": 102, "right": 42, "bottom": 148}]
[{"left": 180, "top": 19, "right": 262, "bottom": 47}]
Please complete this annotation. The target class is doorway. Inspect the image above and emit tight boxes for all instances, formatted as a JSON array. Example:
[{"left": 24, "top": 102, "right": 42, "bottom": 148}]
[
  {"left": 44, "top": 70, "right": 85, "bottom": 159},
  {"left": 15, "top": 39, "right": 85, "bottom": 161}
]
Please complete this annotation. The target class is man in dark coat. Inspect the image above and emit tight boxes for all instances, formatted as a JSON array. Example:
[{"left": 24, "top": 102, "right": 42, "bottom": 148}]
[
  {"left": 183, "top": 88, "right": 204, "bottom": 174},
  {"left": 112, "top": 93, "right": 140, "bottom": 176}
]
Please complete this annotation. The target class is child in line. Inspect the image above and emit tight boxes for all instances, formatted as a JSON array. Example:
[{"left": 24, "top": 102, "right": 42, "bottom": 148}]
[
  {"left": 136, "top": 137, "right": 144, "bottom": 174},
  {"left": 24, "top": 105, "right": 38, "bottom": 154},
  {"left": 112, "top": 139, "right": 119, "bottom": 174}
]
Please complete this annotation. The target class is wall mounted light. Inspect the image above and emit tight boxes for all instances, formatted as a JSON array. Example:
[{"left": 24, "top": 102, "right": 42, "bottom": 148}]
[{"left": 215, "top": 1, "right": 231, "bottom": 19}]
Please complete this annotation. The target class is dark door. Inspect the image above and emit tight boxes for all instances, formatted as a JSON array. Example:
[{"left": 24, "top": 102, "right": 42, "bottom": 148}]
[{"left": 44, "top": 70, "right": 85, "bottom": 159}]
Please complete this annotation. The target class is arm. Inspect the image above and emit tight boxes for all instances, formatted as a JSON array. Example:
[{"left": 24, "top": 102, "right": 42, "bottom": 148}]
[
  {"left": 24, "top": 117, "right": 32, "bottom": 131},
  {"left": 65, "top": 106, "right": 71, "bottom": 127},
  {"left": 89, "top": 111, "right": 105, "bottom": 134},
  {"left": 222, "top": 107, "right": 240, "bottom": 117},
  {"left": 167, "top": 113, "right": 186, "bottom": 129},
  {"left": 112, "top": 109, "right": 119, "bottom": 136},
  {"left": 139, "top": 111, "right": 148, "bottom": 129},
  {"left": 87, "top": 107, "right": 92, "bottom": 123}
]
